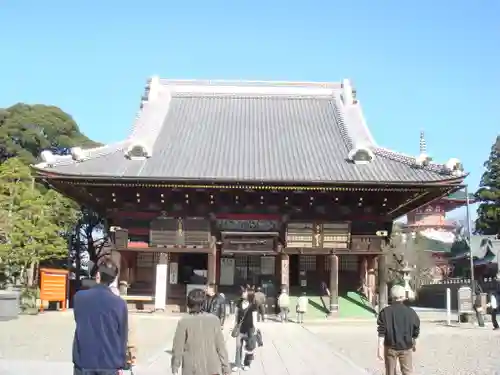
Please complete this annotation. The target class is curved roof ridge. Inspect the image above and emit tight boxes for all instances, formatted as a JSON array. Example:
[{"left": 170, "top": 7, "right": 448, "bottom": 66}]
[
  {"left": 126, "top": 90, "right": 172, "bottom": 156},
  {"left": 33, "top": 140, "right": 131, "bottom": 169},
  {"left": 342, "top": 100, "right": 376, "bottom": 147},
  {"left": 159, "top": 78, "right": 343, "bottom": 89},
  {"left": 330, "top": 93, "right": 353, "bottom": 150},
  {"left": 161, "top": 79, "right": 341, "bottom": 97},
  {"left": 373, "top": 146, "right": 453, "bottom": 175}
]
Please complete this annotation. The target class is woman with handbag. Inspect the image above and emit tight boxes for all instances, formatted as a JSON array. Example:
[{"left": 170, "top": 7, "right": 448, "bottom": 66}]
[{"left": 232, "top": 288, "right": 259, "bottom": 372}]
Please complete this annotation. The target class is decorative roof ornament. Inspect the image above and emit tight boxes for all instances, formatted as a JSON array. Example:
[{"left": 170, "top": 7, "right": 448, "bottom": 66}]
[
  {"left": 124, "top": 141, "right": 152, "bottom": 160},
  {"left": 348, "top": 145, "right": 375, "bottom": 165},
  {"left": 415, "top": 130, "right": 432, "bottom": 166},
  {"left": 70, "top": 147, "right": 85, "bottom": 161},
  {"left": 341, "top": 79, "right": 356, "bottom": 105},
  {"left": 445, "top": 158, "right": 465, "bottom": 177}
]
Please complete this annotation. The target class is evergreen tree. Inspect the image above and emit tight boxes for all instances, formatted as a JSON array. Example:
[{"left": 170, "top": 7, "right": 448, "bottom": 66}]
[
  {"left": 475, "top": 136, "right": 500, "bottom": 235},
  {"left": 0, "top": 158, "right": 69, "bottom": 287},
  {"left": 0, "top": 103, "right": 100, "bottom": 164}
]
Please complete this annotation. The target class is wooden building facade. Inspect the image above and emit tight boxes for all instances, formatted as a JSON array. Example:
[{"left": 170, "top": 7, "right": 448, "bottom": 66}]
[{"left": 33, "top": 78, "right": 466, "bottom": 312}]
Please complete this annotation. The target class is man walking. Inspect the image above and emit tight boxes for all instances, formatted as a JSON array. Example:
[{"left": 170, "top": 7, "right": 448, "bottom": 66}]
[
  {"left": 254, "top": 287, "right": 266, "bottom": 322},
  {"left": 377, "top": 285, "right": 420, "bottom": 375},
  {"left": 203, "top": 283, "right": 226, "bottom": 327},
  {"left": 73, "top": 259, "right": 128, "bottom": 375},
  {"left": 487, "top": 289, "right": 499, "bottom": 330}
]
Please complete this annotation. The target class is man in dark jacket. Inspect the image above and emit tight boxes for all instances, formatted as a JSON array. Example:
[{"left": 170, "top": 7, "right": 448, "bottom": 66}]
[
  {"left": 377, "top": 285, "right": 420, "bottom": 375},
  {"left": 73, "top": 259, "right": 128, "bottom": 375},
  {"left": 203, "top": 283, "right": 226, "bottom": 326}
]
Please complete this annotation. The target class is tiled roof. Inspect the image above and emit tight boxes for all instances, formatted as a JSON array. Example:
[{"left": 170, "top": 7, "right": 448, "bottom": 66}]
[
  {"left": 33, "top": 79, "right": 466, "bottom": 184},
  {"left": 449, "top": 235, "right": 500, "bottom": 264}
]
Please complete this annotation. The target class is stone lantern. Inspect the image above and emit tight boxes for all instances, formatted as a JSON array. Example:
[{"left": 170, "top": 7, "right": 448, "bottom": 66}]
[{"left": 401, "top": 263, "right": 415, "bottom": 300}]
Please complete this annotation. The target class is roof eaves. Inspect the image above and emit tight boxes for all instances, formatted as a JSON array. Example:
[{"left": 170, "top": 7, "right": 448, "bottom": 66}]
[{"left": 29, "top": 172, "right": 467, "bottom": 188}]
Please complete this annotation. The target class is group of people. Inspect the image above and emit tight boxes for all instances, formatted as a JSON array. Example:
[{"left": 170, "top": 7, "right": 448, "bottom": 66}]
[
  {"left": 171, "top": 285, "right": 263, "bottom": 375},
  {"left": 70, "top": 257, "right": 316, "bottom": 375},
  {"left": 71, "top": 260, "right": 268, "bottom": 375}
]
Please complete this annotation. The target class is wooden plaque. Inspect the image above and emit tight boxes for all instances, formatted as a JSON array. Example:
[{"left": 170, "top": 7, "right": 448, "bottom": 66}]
[
  {"left": 183, "top": 218, "right": 211, "bottom": 247},
  {"left": 222, "top": 233, "right": 276, "bottom": 253},
  {"left": 150, "top": 215, "right": 182, "bottom": 246},
  {"left": 286, "top": 222, "right": 313, "bottom": 248}
]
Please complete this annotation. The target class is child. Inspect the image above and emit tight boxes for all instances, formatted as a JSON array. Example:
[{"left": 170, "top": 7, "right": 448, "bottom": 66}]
[{"left": 296, "top": 292, "right": 308, "bottom": 324}]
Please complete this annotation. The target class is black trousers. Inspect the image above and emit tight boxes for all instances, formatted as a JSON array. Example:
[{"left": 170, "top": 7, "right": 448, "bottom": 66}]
[
  {"left": 74, "top": 367, "right": 120, "bottom": 375},
  {"left": 257, "top": 304, "right": 266, "bottom": 322},
  {"left": 491, "top": 309, "right": 499, "bottom": 328}
]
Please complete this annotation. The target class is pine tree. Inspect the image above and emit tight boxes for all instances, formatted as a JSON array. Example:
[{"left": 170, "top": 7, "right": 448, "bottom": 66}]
[{"left": 475, "top": 136, "right": 500, "bottom": 235}]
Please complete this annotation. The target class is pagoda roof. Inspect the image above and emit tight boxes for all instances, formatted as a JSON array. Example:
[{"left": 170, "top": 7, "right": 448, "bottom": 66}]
[{"left": 32, "top": 78, "right": 467, "bottom": 185}]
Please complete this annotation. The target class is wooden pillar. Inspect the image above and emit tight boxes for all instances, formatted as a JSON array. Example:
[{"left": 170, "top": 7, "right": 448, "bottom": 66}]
[
  {"left": 280, "top": 253, "right": 289, "bottom": 290},
  {"left": 367, "top": 256, "right": 377, "bottom": 306},
  {"left": 207, "top": 248, "right": 216, "bottom": 285},
  {"left": 154, "top": 252, "right": 168, "bottom": 310},
  {"left": 215, "top": 249, "right": 221, "bottom": 285},
  {"left": 358, "top": 256, "right": 368, "bottom": 296},
  {"left": 110, "top": 250, "right": 121, "bottom": 291},
  {"left": 378, "top": 254, "right": 388, "bottom": 311},
  {"left": 329, "top": 254, "right": 339, "bottom": 313}
]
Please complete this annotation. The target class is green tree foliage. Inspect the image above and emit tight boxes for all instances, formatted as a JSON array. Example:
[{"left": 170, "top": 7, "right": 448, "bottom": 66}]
[
  {"left": 475, "top": 136, "right": 500, "bottom": 235},
  {"left": 383, "top": 224, "right": 436, "bottom": 290},
  {"left": 0, "top": 158, "right": 76, "bottom": 287},
  {"left": 0, "top": 103, "right": 100, "bottom": 164},
  {"left": 0, "top": 103, "right": 101, "bottom": 289}
]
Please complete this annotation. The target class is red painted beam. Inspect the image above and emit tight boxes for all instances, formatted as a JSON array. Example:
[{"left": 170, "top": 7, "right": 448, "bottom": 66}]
[
  {"left": 215, "top": 213, "right": 281, "bottom": 220},
  {"left": 128, "top": 227, "right": 149, "bottom": 235}
]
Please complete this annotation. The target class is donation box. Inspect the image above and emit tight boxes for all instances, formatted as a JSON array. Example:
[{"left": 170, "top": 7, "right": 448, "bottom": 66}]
[{"left": 40, "top": 268, "right": 69, "bottom": 312}]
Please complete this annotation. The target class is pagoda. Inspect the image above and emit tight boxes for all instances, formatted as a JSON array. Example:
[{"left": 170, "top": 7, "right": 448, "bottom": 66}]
[
  {"left": 402, "top": 132, "right": 475, "bottom": 278},
  {"left": 32, "top": 78, "right": 467, "bottom": 312}
]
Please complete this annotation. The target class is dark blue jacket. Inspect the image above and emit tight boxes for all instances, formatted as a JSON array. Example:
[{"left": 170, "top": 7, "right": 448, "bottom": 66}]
[{"left": 72, "top": 284, "right": 128, "bottom": 370}]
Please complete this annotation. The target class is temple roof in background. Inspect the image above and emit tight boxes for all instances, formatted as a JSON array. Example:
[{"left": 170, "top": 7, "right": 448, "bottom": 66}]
[
  {"left": 33, "top": 78, "right": 466, "bottom": 185},
  {"left": 417, "top": 230, "right": 500, "bottom": 265}
]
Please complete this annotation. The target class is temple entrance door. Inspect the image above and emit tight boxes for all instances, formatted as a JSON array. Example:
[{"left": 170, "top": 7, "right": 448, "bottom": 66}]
[
  {"left": 338, "top": 255, "right": 360, "bottom": 296},
  {"left": 234, "top": 255, "right": 261, "bottom": 287},
  {"left": 178, "top": 253, "right": 208, "bottom": 284}
]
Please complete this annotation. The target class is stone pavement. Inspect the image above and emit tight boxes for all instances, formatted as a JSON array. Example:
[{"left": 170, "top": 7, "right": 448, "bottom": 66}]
[
  {"left": 4, "top": 312, "right": 498, "bottom": 375},
  {"left": 0, "top": 312, "right": 370, "bottom": 375},
  {"left": 308, "top": 322, "right": 500, "bottom": 375},
  {"left": 148, "top": 320, "right": 370, "bottom": 375}
]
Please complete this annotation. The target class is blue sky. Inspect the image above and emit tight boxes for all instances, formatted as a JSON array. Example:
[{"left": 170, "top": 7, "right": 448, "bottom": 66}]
[{"left": 0, "top": 1, "right": 499, "bottom": 216}]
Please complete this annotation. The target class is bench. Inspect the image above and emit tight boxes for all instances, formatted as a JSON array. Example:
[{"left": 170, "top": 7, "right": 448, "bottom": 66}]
[{"left": 122, "top": 295, "right": 155, "bottom": 312}]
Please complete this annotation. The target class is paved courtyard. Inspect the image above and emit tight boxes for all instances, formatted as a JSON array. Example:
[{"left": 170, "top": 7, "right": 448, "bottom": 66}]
[{"left": 0, "top": 312, "right": 499, "bottom": 374}]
